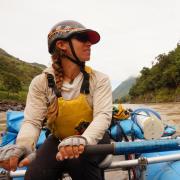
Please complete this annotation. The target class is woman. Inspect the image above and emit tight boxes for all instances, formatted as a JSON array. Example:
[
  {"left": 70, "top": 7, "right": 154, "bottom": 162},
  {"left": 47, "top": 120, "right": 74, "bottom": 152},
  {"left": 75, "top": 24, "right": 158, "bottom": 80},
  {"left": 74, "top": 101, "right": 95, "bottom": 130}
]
[{"left": 0, "top": 20, "right": 112, "bottom": 180}]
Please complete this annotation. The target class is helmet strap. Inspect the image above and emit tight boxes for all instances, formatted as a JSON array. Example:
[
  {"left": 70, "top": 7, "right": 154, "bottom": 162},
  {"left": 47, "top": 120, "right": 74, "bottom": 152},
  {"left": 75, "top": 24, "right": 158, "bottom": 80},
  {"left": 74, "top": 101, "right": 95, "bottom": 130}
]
[
  {"left": 66, "top": 39, "right": 85, "bottom": 68},
  {"left": 64, "top": 54, "right": 84, "bottom": 67}
]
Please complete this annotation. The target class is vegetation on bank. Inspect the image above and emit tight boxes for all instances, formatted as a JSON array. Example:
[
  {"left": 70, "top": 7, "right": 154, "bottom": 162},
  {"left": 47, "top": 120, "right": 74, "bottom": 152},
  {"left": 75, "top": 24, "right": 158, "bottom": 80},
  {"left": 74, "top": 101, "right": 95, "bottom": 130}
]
[
  {"left": 129, "top": 44, "right": 180, "bottom": 103},
  {"left": 0, "top": 48, "right": 46, "bottom": 103}
]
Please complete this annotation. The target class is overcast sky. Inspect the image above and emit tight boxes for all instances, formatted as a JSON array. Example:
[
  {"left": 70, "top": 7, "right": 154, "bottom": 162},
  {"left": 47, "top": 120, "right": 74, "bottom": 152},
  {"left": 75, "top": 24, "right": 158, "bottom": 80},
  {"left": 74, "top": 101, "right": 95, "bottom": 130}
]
[{"left": 0, "top": 0, "right": 180, "bottom": 90}]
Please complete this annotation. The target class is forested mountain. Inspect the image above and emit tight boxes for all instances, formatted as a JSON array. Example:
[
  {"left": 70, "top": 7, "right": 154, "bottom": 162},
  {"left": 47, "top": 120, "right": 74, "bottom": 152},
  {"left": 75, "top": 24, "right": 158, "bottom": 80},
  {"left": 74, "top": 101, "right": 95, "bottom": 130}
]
[
  {"left": 112, "top": 77, "right": 136, "bottom": 102},
  {"left": 129, "top": 44, "right": 180, "bottom": 102},
  {"left": 0, "top": 48, "right": 46, "bottom": 86}
]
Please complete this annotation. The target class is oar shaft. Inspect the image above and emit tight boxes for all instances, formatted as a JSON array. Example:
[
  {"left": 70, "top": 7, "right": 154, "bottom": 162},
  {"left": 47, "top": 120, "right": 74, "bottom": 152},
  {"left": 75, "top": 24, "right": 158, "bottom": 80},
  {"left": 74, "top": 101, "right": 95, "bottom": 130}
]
[{"left": 114, "top": 139, "right": 180, "bottom": 155}]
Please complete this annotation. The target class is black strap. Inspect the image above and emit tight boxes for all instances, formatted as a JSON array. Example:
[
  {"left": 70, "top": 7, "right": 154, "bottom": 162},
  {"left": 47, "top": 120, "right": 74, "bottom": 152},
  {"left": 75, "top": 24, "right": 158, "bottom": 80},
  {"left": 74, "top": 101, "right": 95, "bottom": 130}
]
[
  {"left": 64, "top": 54, "right": 84, "bottom": 67},
  {"left": 47, "top": 73, "right": 61, "bottom": 97},
  {"left": 67, "top": 39, "right": 84, "bottom": 67},
  {"left": 80, "top": 70, "right": 90, "bottom": 94}
]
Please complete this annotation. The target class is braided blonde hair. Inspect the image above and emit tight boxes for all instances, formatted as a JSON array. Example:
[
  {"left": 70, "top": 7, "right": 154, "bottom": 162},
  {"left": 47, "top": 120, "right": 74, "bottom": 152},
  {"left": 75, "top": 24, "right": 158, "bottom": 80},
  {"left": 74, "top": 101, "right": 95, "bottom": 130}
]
[{"left": 47, "top": 48, "right": 64, "bottom": 124}]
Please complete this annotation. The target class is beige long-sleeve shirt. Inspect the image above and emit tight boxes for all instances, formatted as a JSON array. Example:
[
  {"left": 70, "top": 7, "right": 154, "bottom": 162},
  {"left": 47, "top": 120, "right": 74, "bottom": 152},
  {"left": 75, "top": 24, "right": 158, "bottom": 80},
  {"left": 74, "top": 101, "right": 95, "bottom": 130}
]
[{"left": 16, "top": 67, "right": 112, "bottom": 150}]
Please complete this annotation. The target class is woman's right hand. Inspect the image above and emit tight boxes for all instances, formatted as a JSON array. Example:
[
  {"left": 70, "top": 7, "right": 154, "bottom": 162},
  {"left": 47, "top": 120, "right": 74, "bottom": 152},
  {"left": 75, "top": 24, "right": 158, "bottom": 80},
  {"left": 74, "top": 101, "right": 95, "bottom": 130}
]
[
  {"left": 0, "top": 145, "right": 36, "bottom": 171},
  {"left": 56, "top": 135, "right": 88, "bottom": 161}
]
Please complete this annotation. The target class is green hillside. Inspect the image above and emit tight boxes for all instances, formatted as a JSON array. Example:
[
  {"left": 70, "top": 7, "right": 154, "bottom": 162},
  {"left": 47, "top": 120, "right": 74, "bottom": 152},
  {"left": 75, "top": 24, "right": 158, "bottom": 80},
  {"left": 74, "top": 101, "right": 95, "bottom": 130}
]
[
  {"left": 129, "top": 44, "right": 180, "bottom": 103},
  {"left": 31, "top": 62, "right": 47, "bottom": 70},
  {"left": 0, "top": 48, "right": 46, "bottom": 102},
  {"left": 112, "top": 77, "right": 136, "bottom": 102}
]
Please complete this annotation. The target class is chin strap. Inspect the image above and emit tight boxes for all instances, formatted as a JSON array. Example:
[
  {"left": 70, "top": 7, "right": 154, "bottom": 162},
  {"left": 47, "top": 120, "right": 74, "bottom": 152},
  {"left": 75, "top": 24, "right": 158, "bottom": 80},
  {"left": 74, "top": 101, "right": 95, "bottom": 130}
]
[
  {"left": 64, "top": 54, "right": 84, "bottom": 67},
  {"left": 67, "top": 39, "right": 84, "bottom": 66}
]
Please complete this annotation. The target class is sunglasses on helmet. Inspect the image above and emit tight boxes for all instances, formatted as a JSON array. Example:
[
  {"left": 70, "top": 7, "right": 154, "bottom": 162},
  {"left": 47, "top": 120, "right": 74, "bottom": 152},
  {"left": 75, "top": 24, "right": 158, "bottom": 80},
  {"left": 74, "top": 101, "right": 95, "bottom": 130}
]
[{"left": 72, "top": 33, "right": 90, "bottom": 43}]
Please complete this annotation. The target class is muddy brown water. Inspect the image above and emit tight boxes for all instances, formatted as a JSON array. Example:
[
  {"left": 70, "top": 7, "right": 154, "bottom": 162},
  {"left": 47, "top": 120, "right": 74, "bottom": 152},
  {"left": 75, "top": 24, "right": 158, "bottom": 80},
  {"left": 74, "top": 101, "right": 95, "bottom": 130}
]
[{"left": 0, "top": 103, "right": 180, "bottom": 180}]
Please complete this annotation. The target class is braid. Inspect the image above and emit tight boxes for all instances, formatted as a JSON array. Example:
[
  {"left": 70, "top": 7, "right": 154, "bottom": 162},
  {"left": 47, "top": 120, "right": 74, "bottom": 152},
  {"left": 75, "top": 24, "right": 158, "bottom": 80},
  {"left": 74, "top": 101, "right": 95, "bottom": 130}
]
[
  {"left": 51, "top": 53, "right": 64, "bottom": 92},
  {"left": 47, "top": 49, "right": 64, "bottom": 126}
]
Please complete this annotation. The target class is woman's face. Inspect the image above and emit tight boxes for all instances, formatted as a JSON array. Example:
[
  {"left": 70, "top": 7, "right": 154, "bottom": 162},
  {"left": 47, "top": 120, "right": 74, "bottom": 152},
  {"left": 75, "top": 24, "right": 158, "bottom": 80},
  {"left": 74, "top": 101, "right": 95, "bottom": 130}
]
[
  {"left": 56, "top": 33, "right": 92, "bottom": 62},
  {"left": 71, "top": 37, "right": 92, "bottom": 62}
]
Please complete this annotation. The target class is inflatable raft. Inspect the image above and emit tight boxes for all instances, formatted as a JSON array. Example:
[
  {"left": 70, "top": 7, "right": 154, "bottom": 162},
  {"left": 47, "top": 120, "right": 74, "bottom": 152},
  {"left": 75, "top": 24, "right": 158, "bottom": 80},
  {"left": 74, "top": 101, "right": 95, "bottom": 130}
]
[{"left": 0, "top": 108, "right": 179, "bottom": 180}]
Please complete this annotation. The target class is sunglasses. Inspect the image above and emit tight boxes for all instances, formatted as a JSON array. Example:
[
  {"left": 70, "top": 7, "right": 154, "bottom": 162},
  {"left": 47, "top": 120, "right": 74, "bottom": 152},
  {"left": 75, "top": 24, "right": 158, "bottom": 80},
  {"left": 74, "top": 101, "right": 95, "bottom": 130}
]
[{"left": 72, "top": 33, "right": 90, "bottom": 43}]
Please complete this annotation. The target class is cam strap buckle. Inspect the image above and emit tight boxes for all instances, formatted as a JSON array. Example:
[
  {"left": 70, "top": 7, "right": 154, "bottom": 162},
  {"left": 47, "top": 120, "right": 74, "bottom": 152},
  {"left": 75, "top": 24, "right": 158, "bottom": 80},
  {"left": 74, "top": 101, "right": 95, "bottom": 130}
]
[
  {"left": 47, "top": 73, "right": 61, "bottom": 97},
  {"left": 47, "top": 74, "right": 55, "bottom": 88}
]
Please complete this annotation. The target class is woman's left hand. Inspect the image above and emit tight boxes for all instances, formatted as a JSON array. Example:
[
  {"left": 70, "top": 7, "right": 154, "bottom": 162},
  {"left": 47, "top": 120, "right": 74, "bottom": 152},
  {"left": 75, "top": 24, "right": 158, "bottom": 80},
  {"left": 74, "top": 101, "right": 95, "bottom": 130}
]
[{"left": 56, "top": 136, "right": 87, "bottom": 161}]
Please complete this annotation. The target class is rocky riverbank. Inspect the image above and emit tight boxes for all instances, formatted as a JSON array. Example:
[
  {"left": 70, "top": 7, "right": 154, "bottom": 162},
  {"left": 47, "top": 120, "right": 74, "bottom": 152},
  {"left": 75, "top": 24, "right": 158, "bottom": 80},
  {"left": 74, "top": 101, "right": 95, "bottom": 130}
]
[{"left": 0, "top": 101, "right": 25, "bottom": 112}]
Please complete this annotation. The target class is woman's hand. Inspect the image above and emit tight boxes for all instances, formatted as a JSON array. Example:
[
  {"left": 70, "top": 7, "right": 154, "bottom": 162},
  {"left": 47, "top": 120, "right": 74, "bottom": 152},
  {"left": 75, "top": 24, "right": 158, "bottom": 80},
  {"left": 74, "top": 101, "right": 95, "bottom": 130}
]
[
  {"left": 0, "top": 145, "right": 35, "bottom": 171},
  {"left": 56, "top": 136, "right": 87, "bottom": 161}
]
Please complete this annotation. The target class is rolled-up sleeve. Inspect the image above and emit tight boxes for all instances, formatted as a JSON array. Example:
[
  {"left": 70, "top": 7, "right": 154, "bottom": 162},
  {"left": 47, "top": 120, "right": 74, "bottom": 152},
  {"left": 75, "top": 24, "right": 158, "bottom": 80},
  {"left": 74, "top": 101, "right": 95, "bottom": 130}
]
[
  {"left": 16, "top": 74, "right": 48, "bottom": 150},
  {"left": 82, "top": 74, "right": 112, "bottom": 145}
]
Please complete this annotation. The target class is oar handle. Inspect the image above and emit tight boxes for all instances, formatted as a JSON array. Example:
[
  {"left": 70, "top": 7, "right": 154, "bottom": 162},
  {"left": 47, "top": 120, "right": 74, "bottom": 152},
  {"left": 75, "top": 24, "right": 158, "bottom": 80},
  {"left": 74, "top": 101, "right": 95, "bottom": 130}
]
[{"left": 84, "top": 144, "right": 114, "bottom": 155}]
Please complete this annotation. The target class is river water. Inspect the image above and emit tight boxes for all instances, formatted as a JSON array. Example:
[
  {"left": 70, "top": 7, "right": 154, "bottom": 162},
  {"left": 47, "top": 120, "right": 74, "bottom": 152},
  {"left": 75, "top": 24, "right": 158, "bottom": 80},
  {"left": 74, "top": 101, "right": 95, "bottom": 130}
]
[{"left": 1, "top": 102, "right": 180, "bottom": 132}]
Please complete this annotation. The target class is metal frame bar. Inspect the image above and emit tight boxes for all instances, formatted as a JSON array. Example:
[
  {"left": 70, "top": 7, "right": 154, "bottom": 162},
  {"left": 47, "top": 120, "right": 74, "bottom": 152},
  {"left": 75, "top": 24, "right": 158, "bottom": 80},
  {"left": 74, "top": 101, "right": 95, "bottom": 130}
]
[
  {"left": 108, "top": 153, "right": 180, "bottom": 169},
  {"left": 8, "top": 153, "right": 180, "bottom": 178}
]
